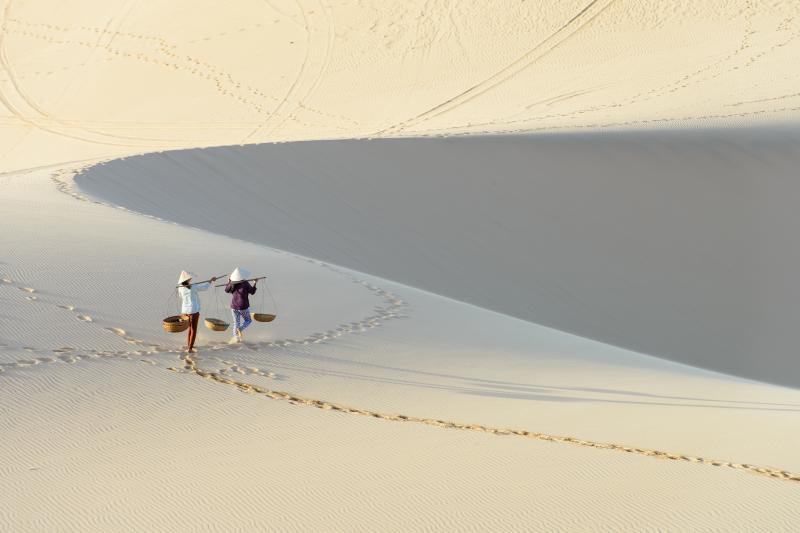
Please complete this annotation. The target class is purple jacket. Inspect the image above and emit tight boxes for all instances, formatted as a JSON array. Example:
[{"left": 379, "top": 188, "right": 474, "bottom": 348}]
[{"left": 225, "top": 281, "right": 256, "bottom": 310}]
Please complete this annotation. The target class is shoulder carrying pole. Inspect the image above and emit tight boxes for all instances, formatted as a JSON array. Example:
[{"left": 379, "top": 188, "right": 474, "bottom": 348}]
[
  {"left": 176, "top": 274, "right": 228, "bottom": 288},
  {"left": 214, "top": 276, "right": 265, "bottom": 288}
]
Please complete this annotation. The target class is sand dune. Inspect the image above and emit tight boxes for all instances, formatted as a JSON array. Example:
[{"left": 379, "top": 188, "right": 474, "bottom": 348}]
[
  {"left": 4, "top": 163, "right": 800, "bottom": 532},
  {"left": 3, "top": 1, "right": 800, "bottom": 531},
  {"left": 5, "top": 358, "right": 799, "bottom": 532},
  {"left": 78, "top": 127, "right": 800, "bottom": 387},
  {"left": 2, "top": 1, "right": 799, "bottom": 170}
]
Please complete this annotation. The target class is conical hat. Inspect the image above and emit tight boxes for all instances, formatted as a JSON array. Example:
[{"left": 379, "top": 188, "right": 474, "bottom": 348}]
[
  {"left": 178, "top": 270, "right": 194, "bottom": 284},
  {"left": 230, "top": 267, "right": 250, "bottom": 282}
]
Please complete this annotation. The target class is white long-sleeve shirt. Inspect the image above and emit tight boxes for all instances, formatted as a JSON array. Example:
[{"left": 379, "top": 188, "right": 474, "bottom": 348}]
[{"left": 178, "top": 282, "right": 210, "bottom": 314}]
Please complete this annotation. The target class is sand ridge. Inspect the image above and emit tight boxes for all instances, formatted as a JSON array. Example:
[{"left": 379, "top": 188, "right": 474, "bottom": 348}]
[
  {"left": 4, "top": 160, "right": 800, "bottom": 530},
  {"left": 3, "top": 164, "right": 798, "bottom": 487},
  {"left": 75, "top": 131, "right": 800, "bottom": 387}
]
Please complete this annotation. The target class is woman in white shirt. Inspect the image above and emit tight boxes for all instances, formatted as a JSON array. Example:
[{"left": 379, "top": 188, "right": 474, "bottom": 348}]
[{"left": 177, "top": 270, "right": 217, "bottom": 352}]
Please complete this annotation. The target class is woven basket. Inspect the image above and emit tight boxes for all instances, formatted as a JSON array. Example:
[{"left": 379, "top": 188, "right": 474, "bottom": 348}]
[
  {"left": 251, "top": 313, "right": 276, "bottom": 323},
  {"left": 162, "top": 315, "right": 189, "bottom": 333},
  {"left": 204, "top": 318, "right": 230, "bottom": 331}
]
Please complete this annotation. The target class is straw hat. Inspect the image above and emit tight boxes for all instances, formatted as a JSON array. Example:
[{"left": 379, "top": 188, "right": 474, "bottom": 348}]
[
  {"left": 178, "top": 270, "right": 194, "bottom": 284},
  {"left": 229, "top": 267, "right": 250, "bottom": 282}
]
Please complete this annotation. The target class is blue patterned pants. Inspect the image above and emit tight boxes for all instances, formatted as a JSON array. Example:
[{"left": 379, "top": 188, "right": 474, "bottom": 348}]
[{"left": 232, "top": 308, "right": 252, "bottom": 334}]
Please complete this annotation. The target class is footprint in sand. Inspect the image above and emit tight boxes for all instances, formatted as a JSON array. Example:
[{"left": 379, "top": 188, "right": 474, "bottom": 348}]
[
  {"left": 244, "top": 367, "right": 276, "bottom": 379},
  {"left": 105, "top": 327, "right": 126, "bottom": 336},
  {"left": 18, "top": 287, "right": 35, "bottom": 293},
  {"left": 76, "top": 315, "right": 92, "bottom": 322},
  {"left": 1, "top": 278, "right": 12, "bottom": 284},
  {"left": 25, "top": 296, "right": 37, "bottom": 301},
  {"left": 57, "top": 305, "right": 76, "bottom": 311}
]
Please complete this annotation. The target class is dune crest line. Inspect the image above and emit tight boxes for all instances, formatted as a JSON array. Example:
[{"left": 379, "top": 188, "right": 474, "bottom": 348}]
[
  {"left": 55, "top": 161, "right": 800, "bottom": 484},
  {"left": 175, "top": 352, "right": 800, "bottom": 485}
]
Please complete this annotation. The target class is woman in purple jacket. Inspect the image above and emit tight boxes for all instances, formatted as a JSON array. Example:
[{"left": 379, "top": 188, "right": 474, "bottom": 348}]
[{"left": 225, "top": 267, "right": 257, "bottom": 342}]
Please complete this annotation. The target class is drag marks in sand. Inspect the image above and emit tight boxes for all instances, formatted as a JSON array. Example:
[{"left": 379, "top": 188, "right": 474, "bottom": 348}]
[
  {"left": 1, "top": 15, "right": 351, "bottom": 143},
  {"left": 373, "top": 0, "right": 619, "bottom": 137}
]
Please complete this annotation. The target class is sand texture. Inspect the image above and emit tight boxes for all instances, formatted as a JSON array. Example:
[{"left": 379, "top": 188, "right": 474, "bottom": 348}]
[
  {"left": 1, "top": 0, "right": 799, "bottom": 171},
  {"left": 2, "top": 164, "right": 800, "bottom": 531},
  {"left": 78, "top": 128, "right": 800, "bottom": 387},
  {"left": 2, "top": 1, "right": 800, "bottom": 531}
]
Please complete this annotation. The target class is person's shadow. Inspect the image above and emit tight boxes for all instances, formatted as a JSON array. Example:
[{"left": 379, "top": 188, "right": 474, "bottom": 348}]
[{"left": 261, "top": 347, "right": 800, "bottom": 413}]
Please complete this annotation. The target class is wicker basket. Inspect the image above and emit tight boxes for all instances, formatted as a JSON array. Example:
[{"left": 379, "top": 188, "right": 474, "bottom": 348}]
[
  {"left": 251, "top": 312, "right": 276, "bottom": 323},
  {"left": 204, "top": 318, "right": 230, "bottom": 331},
  {"left": 162, "top": 315, "right": 189, "bottom": 333}
]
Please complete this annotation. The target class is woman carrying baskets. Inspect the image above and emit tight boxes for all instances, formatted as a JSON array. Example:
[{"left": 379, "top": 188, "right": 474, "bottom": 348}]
[
  {"left": 178, "top": 270, "right": 217, "bottom": 352},
  {"left": 225, "top": 267, "right": 257, "bottom": 343}
]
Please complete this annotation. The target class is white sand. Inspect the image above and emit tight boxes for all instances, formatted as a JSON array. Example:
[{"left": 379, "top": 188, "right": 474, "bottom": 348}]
[
  {"left": 78, "top": 128, "right": 800, "bottom": 387},
  {"left": 3, "top": 162, "right": 800, "bottom": 531},
  {"left": 2, "top": 1, "right": 800, "bottom": 531},
  {"left": 1, "top": 0, "right": 799, "bottom": 172}
]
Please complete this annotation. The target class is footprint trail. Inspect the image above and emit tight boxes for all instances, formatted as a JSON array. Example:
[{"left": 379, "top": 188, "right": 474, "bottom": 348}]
[{"left": 173, "top": 350, "right": 800, "bottom": 486}]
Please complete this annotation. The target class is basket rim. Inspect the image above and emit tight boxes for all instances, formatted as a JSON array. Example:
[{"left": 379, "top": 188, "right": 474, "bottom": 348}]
[{"left": 163, "top": 321, "right": 189, "bottom": 332}]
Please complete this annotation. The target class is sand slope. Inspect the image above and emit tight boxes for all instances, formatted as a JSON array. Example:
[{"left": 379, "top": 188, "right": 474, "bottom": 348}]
[
  {"left": 77, "top": 127, "right": 800, "bottom": 388},
  {"left": 3, "top": 163, "right": 800, "bottom": 531},
  {"left": 2, "top": 0, "right": 800, "bottom": 170},
  {"left": 3, "top": 1, "right": 800, "bottom": 530}
]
